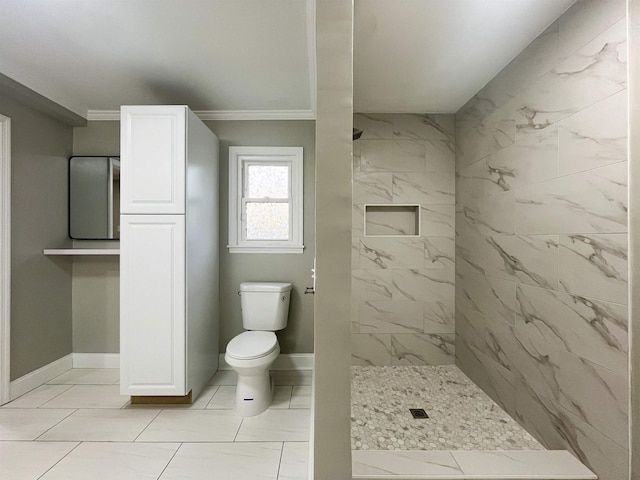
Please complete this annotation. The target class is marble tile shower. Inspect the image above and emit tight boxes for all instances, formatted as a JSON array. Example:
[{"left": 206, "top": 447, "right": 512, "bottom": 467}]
[
  {"left": 351, "top": 113, "right": 456, "bottom": 366},
  {"left": 455, "top": 2, "right": 628, "bottom": 480}
]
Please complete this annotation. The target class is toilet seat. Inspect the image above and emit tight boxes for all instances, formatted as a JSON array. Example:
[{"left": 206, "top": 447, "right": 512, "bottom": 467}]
[{"left": 226, "top": 331, "right": 278, "bottom": 360}]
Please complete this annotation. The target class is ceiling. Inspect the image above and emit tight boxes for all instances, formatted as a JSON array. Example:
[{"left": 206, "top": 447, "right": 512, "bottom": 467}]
[{"left": 0, "top": 0, "right": 575, "bottom": 120}]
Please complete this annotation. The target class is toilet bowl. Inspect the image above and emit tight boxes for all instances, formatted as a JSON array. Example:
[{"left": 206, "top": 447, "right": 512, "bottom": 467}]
[{"left": 225, "top": 282, "right": 292, "bottom": 416}]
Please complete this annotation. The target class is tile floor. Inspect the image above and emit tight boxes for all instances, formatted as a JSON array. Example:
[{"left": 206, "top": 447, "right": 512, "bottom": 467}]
[
  {"left": 351, "top": 365, "right": 542, "bottom": 450},
  {"left": 0, "top": 369, "right": 311, "bottom": 480}
]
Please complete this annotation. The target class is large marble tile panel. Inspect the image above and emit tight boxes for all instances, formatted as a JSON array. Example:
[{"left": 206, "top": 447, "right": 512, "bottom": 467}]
[
  {"left": 559, "top": 89, "right": 627, "bottom": 176},
  {"left": 160, "top": 442, "right": 281, "bottom": 480},
  {"left": 392, "top": 172, "right": 454, "bottom": 205},
  {"left": 515, "top": 161, "right": 627, "bottom": 234},
  {"left": 48, "top": 368, "right": 120, "bottom": 385},
  {"left": 40, "top": 384, "right": 129, "bottom": 409},
  {"left": 351, "top": 333, "right": 392, "bottom": 366},
  {"left": 516, "top": 19, "right": 627, "bottom": 138},
  {"left": 457, "top": 191, "right": 515, "bottom": 236},
  {"left": 392, "top": 268, "right": 455, "bottom": 303},
  {"left": 353, "top": 172, "right": 392, "bottom": 204},
  {"left": 353, "top": 113, "right": 393, "bottom": 139},
  {"left": 352, "top": 204, "right": 365, "bottom": 237},
  {"left": 38, "top": 408, "right": 160, "bottom": 441},
  {"left": 390, "top": 333, "right": 455, "bottom": 365},
  {"left": 361, "top": 139, "right": 426, "bottom": 172},
  {"left": 352, "top": 450, "right": 461, "bottom": 477},
  {"left": 352, "top": 236, "right": 360, "bottom": 269},
  {"left": 0, "top": 409, "right": 74, "bottom": 440},
  {"left": 559, "top": 233, "right": 628, "bottom": 305},
  {"left": 558, "top": 0, "right": 627, "bottom": 59},
  {"left": 486, "top": 125, "right": 559, "bottom": 192},
  {"left": 516, "top": 283, "right": 627, "bottom": 375},
  {"left": 235, "top": 409, "right": 310, "bottom": 442},
  {"left": 514, "top": 383, "right": 628, "bottom": 480},
  {"left": 352, "top": 269, "right": 393, "bottom": 301},
  {"left": 455, "top": 235, "right": 489, "bottom": 276},
  {"left": 1, "top": 384, "right": 72, "bottom": 409},
  {"left": 510, "top": 334, "right": 627, "bottom": 446},
  {"left": 452, "top": 450, "right": 595, "bottom": 478},
  {"left": 278, "top": 442, "right": 309, "bottom": 480},
  {"left": 424, "top": 139, "right": 455, "bottom": 173},
  {"left": 392, "top": 113, "right": 455, "bottom": 141},
  {"left": 136, "top": 410, "right": 242, "bottom": 442},
  {"left": 456, "top": 337, "right": 516, "bottom": 415},
  {"left": 456, "top": 308, "right": 516, "bottom": 371},
  {"left": 423, "top": 236, "right": 454, "bottom": 269},
  {"left": 359, "top": 300, "right": 423, "bottom": 334},
  {"left": 457, "top": 271, "right": 516, "bottom": 325},
  {"left": 485, "top": 235, "right": 559, "bottom": 289},
  {"left": 456, "top": 107, "right": 516, "bottom": 169},
  {"left": 472, "top": 23, "right": 559, "bottom": 115},
  {"left": 420, "top": 204, "right": 455, "bottom": 236},
  {"left": 359, "top": 238, "right": 424, "bottom": 269},
  {"left": 0, "top": 441, "right": 78, "bottom": 480},
  {"left": 41, "top": 442, "right": 179, "bottom": 480},
  {"left": 423, "top": 300, "right": 454, "bottom": 333},
  {"left": 456, "top": 158, "right": 488, "bottom": 210}
]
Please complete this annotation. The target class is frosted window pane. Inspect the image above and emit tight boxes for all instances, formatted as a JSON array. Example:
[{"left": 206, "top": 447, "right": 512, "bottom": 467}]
[
  {"left": 246, "top": 202, "right": 289, "bottom": 240},
  {"left": 246, "top": 165, "right": 289, "bottom": 199}
]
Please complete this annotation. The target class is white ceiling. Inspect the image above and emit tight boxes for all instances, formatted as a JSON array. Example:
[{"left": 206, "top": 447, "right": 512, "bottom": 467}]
[{"left": 0, "top": 0, "right": 575, "bottom": 119}]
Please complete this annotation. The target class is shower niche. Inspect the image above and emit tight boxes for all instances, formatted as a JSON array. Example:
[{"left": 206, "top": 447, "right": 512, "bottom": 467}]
[{"left": 363, "top": 204, "right": 420, "bottom": 237}]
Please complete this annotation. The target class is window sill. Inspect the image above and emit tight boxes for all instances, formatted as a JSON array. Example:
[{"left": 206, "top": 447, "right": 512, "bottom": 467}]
[{"left": 228, "top": 245, "right": 305, "bottom": 254}]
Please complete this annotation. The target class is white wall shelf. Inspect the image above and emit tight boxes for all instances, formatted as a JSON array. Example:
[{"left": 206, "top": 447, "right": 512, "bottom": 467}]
[{"left": 43, "top": 248, "right": 120, "bottom": 256}]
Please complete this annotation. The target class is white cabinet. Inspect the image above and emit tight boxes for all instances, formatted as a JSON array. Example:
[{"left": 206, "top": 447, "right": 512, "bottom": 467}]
[
  {"left": 120, "top": 105, "right": 219, "bottom": 400},
  {"left": 120, "top": 215, "right": 186, "bottom": 396},
  {"left": 120, "top": 106, "right": 186, "bottom": 215}
]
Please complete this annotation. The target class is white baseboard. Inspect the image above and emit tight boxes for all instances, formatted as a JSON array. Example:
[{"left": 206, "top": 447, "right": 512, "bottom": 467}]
[
  {"left": 218, "top": 353, "right": 314, "bottom": 371},
  {"left": 10, "top": 354, "right": 73, "bottom": 400},
  {"left": 73, "top": 353, "right": 120, "bottom": 369}
]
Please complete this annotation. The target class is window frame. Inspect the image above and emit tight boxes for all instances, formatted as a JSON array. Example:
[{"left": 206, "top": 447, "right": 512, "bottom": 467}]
[{"left": 228, "top": 146, "right": 304, "bottom": 254}]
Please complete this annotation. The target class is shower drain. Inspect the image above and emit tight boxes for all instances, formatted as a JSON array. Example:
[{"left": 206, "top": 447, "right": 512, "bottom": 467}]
[{"left": 409, "top": 408, "right": 429, "bottom": 419}]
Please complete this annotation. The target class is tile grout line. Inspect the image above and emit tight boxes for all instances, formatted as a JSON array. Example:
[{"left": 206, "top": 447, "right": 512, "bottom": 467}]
[
  {"left": 35, "top": 440, "right": 83, "bottom": 479},
  {"left": 132, "top": 408, "right": 164, "bottom": 443},
  {"left": 155, "top": 442, "right": 183, "bottom": 479},
  {"left": 275, "top": 441, "right": 285, "bottom": 480},
  {"left": 233, "top": 417, "right": 245, "bottom": 442},
  {"left": 33, "top": 408, "right": 78, "bottom": 441}
]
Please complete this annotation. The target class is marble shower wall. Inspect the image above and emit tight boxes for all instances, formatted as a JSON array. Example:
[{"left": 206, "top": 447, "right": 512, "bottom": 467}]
[
  {"left": 351, "top": 113, "right": 456, "bottom": 366},
  {"left": 455, "top": 2, "right": 628, "bottom": 479}
]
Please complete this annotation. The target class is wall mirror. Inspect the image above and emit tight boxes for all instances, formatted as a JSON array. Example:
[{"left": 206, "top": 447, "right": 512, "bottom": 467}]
[{"left": 69, "top": 156, "right": 120, "bottom": 240}]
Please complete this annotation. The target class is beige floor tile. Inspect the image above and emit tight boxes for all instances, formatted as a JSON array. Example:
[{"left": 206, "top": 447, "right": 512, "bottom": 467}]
[
  {"left": 236, "top": 409, "right": 310, "bottom": 442},
  {"left": 136, "top": 410, "right": 243, "bottom": 442},
  {"left": 160, "top": 442, "right": 282, "bottom": 480},
  {"left": 1, "top": 384, "right": 72, "bottom": 409},
  {"left": 38, "top": 408, "right": 160, "bottom": 441},
  {"left": 207, "top": 370, "right": 238, "bottom": 386},
  {"left": 278, "top": 442, "right": 309, "bottom": 480},
  {"left": 290, "top": 386, "right": 311, "bottom": 409},
  {"left": 40, "top": 385, "right": 129, "bottom": 409},
  {"left": 40, "top": 442, "right": 179, "bottom": 480},
  {"left": 270, "top": 386, "right": 293, "bottom": 409},
  {"left": 48, "top": 369, "right": 120, "bottom": 385},
  {"left": 0, "top": 441, "right": 78, "bottom": 478},
  {"left": 206, "top": 385, "right": 235, "bottom": 409},
  {"left": 0, "top": 409, "right": 75, "bottom": 440}
]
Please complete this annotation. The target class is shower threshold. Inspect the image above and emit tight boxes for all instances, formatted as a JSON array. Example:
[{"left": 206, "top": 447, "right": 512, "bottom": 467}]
[{"left": 351, "top": 366, "right": 595, "bottom": 479}]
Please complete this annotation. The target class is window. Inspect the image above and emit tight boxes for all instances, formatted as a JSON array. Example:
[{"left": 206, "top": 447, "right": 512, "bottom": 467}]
[{"left": 228, "top": 146, "right": 304, "bottom": 253}]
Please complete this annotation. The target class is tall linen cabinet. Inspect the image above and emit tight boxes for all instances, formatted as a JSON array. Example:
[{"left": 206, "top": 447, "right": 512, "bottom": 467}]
[{"left": 120, "top": 105, "right": 219, "bottom": 400}]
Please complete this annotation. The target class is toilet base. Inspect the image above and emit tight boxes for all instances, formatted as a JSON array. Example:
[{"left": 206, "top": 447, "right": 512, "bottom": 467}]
[{"left": 234, "top": 371, "right": 273, "bottom": 417}]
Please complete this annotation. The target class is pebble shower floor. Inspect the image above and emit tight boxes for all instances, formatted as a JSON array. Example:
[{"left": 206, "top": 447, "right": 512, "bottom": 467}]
[{"left": 351, "top": 365, "right": 542, "bottom": 451}]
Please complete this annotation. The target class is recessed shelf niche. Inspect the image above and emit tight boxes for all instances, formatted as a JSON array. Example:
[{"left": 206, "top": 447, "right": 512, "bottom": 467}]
[{"left": 364, "top": 204, "right": 420, "bottom": 237}]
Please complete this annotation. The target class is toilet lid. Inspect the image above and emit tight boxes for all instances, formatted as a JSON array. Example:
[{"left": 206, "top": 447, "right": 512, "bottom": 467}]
[{"left": 226, "top": 331, "right": 278, "bottom": 360}]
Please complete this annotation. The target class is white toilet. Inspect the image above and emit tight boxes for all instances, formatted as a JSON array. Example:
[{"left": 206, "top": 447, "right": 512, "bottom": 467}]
[{"left": 225, "top": 282, "right": 292, "bottom": 417}]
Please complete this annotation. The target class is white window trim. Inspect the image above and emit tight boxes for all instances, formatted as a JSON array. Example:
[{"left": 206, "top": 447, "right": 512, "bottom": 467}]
[{"left": 228, "top": 146, "right": 304, "bottom": 254}]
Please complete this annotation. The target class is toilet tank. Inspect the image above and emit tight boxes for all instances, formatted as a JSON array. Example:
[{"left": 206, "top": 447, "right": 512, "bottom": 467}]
[{"left": 240, "top": 282, "right": 292, "bottom": 331}]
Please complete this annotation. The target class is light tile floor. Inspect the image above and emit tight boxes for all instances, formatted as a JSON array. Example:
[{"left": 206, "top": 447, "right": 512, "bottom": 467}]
[{"left": 0, "top": 369, "right": 310, "bottom": 480}]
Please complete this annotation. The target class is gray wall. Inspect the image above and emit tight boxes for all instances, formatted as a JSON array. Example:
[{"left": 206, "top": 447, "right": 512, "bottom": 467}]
[
  {"left": 70, "top": 120, "right": 315, "bottom": 354},
  {"left": 455, "top": 2, "right": 628, "bottom": 479},
  {"left": 350, "top": 113, "right": 456, "bottom": 366},
  {"left": 206, "top": 120, "right": 315, "bottom": 354},
  {"left": 0, "top": 92, "right": 73, "bottom": 380},
  {"left": 71, "top": 121, "right": 120, "bottom": 353}
]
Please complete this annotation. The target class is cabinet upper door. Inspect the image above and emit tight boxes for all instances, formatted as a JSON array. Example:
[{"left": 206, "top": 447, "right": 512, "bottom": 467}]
[{"left": 121, "top": 106, "right": 186, "bottom": 214}]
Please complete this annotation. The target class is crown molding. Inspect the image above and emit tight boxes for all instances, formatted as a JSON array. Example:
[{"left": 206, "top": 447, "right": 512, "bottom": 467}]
[{"left": 87, "top": 109, "right": 316, "bottom": 122}]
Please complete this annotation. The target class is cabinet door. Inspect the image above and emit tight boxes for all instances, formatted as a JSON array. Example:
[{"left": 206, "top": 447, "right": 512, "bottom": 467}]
[
  {"left": 121, "top": 106, "right": 186, "bottom": 214},
  {"left": 120, "top": 215, "right": 186, "bottom": 396}
]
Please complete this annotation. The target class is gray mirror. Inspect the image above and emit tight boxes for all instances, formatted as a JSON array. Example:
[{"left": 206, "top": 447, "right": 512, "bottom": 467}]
[{"left": 69, "top": 156, "right": 120, "bottom": 240}]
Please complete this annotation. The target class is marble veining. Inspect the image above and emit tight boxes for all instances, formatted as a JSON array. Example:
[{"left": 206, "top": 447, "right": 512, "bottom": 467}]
[{"left": 351, "top": 366, "right": 542, "bottom": 451}]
